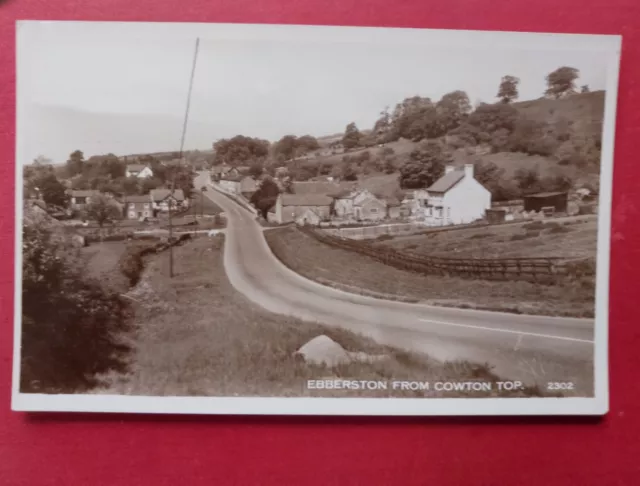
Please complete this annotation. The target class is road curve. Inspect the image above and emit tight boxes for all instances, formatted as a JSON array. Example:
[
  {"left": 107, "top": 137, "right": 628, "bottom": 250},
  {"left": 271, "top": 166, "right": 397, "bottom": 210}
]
[{"left": 198, "top": 174, "right": 595, "bottom": 392}]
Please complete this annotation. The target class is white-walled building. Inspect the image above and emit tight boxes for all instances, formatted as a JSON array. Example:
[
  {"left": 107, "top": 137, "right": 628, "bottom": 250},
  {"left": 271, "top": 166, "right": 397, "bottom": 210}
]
[
  {"left": 423, "top": 164, "right": 491, "bottom": 226},
  {"left": 125, "top": 164, "right": 154, "bottom": 179}
]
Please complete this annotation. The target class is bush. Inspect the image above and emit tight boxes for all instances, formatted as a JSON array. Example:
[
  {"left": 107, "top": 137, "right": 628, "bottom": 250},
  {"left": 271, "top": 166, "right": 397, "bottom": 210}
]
[
  {"left": 522, "top": 221, "right": 545, "bottom": 231},
  {"left": 21, "top": 219, "right": 130, "bottom": 393},
  {"left": 548, "top": 225, "right": 571, "bottom": 234},
  {"left": 468, "top": 232, "right": 494, "bottom": 240},
  {"left": 375, "top": 234, "right": 394, "bottom": 241},
  {"left": 119, "top": 246, "right": 148, "bottom": 286}
]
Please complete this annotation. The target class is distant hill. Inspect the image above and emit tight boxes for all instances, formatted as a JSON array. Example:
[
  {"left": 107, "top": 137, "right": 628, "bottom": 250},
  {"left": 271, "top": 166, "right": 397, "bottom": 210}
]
[{"left": 513, "top": 90, "right": 605, "bottom": 141}]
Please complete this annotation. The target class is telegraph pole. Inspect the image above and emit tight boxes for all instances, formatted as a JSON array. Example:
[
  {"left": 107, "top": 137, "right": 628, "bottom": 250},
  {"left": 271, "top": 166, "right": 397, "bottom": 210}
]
[{"left": 169, "top": 37, "right": 200, "bottom": 278}]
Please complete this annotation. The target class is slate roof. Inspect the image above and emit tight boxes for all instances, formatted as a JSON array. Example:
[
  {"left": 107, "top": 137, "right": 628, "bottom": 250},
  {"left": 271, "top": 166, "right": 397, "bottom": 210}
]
[
  {"left": 291, "top": 181, "right": 354, "bottom": 195},
  {"left": 71, "top": 190, "right": 100, "bottom": 198},
  {"left": 126, "top": 164, "right": 147, "bottom": 172},
  {"left": 150, "top": 189, "right": 185, "bottom": 201},
  {"left": 126, "top": 195, "right": 152, "bottom": 203},
  {"left": 427, "top": 171, "right": 465, "bottom": 193},
  {"left": 281, "top": 194, "right": 333, "bottom": 206}
]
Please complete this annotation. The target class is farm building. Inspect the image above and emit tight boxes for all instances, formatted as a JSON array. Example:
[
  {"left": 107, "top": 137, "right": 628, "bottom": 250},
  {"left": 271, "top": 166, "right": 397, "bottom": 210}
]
[
  {"left": 485, "top": 208, "right": 507, "bottom": 224},
  {"left": 125, "top": 194, "right": 153, "bottom": 220},
  {"left": 69, "top": 190, "right": 100, "bottom": 210},
  {"left": 423, "top": 164, "right": 491, "bottom": 226},
  {"left": 331, "top": 188, "right": 386, "bottom": 221},
  {"left": 272, "top": 193, "right": 332, "bottom": 224},
  {"left": 523, "top": 192, "right": 568, "bottom": 213},
  {"left": 125, "top": 164, "right": 153, "bottom": 179},
  {"left": 150, "top": 189, "right": 187, "bottom": 212}
]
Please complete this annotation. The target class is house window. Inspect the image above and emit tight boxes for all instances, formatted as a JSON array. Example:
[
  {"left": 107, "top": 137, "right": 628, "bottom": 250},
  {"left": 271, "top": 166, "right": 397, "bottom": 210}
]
[{"left": 370, "top": 208, "right": 378, "bottom": 213}]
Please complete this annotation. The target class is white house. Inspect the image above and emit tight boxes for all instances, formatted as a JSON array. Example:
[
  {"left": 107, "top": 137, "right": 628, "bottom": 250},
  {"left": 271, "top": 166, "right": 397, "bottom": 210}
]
[
  {"left": 150, "top": 189, "right": 188, "bottom": 212},
  {"left": 423, "top": 164, "right": 491, "bottom": 226},
  {"left": 125, "top": 164, "right": 154, "bottom": 179}
]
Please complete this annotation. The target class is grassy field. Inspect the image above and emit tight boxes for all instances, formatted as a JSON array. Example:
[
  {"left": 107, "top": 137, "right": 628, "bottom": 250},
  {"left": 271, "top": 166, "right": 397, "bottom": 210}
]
[
  {"left": 374, "top": 217, "right": 598, "bottom": 260},
  {"left": 188, "top": 188, "right": 224, "bottom": 216},
  {"left": 94, "top": 235, "right": 547, "bottom": 398},
  {"left": 265, "top": 226, "right": 594, "bottom": 317},
  {"left": 80, "top": 241, "right": 132, "bottom": 294}
]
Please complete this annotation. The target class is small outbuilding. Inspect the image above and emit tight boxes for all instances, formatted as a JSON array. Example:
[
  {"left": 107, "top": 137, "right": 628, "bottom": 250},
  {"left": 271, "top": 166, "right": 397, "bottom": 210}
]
[{"left": 523, "top": 191, "right": 568, "bottom": 214}]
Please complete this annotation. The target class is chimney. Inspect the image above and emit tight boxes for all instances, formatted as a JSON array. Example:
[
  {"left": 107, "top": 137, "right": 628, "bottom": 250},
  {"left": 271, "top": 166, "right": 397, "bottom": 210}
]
[
  {"left": 445, "top": 165, "right": 455, "bottom": 174},
  {"left": 464, "top": 163, "right": 474, "bottom": 178}
]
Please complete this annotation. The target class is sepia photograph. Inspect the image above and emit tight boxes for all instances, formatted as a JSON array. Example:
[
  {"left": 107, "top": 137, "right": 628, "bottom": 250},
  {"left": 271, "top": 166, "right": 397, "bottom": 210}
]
[{"left": 12, "top": 21, "right": 620, "bottom": 415}]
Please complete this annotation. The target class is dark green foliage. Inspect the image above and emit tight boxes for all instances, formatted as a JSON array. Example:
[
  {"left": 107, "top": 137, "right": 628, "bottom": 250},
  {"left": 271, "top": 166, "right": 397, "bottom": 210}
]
[
  {"left": 213, "top": 135, "right": 270, "bottom": 165},
  {"left": 545, "top": 66, "right": 580, "bottom": 99},
  {"left": 342, "top": 122, "right": 362, "bottom": 151},
  {"left": 250, "top": 177, "right": 281, "bottom": 219},
  {"left": 497, "top": 75, "right": 520, "bottom": 103},
  {"left": 34, "top": 172, "right": 68, "bottom": 207},
  {"left": 21, "top": 219, "right": 130, "bottom": 393},
  {"left": 398, "top": 141, "right": 448, "bottom": 189}
]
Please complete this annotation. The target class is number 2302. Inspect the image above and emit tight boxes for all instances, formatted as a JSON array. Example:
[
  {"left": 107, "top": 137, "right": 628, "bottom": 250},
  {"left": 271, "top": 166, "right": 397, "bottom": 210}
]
[{"left": 547, "top": 382, "right": 574, "bottom": 391}]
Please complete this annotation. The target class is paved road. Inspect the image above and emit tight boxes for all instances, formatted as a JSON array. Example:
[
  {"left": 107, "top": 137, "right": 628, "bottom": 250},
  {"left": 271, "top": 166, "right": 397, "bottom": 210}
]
[{"left": 196, "top": 173, "right": 596, "bottom": 393}]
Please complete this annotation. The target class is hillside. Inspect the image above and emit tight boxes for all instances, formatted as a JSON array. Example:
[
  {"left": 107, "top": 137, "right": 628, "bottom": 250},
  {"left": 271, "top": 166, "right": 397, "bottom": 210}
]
[
  {"left": 513, "top": 90, "right": 605, "bottom": 140},
  {"left": 292, "top": 91, "right": 605, "bottom": 194}
]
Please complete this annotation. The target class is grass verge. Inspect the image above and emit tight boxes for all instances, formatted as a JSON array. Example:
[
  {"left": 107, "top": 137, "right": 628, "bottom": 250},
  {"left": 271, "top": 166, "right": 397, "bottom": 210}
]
[
  {"left": 94, "top": 235, "right": 552, "bottom": 398},
  {"left": 265, "top": 227, "right": 594, "bottom": 318}
]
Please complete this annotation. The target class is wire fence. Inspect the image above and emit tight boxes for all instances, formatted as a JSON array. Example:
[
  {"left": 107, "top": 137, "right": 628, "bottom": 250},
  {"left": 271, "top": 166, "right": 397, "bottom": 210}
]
[{"left": 298, "top": 226, "right": 587, "bottom": 284}]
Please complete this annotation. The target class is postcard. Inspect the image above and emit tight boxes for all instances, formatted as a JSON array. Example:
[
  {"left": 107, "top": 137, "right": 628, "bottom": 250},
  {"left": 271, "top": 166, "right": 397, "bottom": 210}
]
[{"left": 13, "top": 21, "right": 620, "bottom": 415}]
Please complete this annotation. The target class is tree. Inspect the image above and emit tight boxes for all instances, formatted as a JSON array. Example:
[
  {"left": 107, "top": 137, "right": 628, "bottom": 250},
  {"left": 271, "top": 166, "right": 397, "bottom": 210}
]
[
  {"left": 66, "top": 150, "right": 85, "bottom": 177},
  {"left": 21, "top": 207, "right": 129, "bottom": 392},
  {"left": 248, "top": 163, "right": 264, "bottom": 179},
  {"left": 497, "top": 75, "right": 520, "bottom": 103},
  {"left": 213, "top": 135, "right": 270, "bottom": 165},
  {"left": 86, "top": 195, "right": 121, "bottom": 228},
  {"left": 514, "top": 167, "right": 542, "bottom": 195},
  {"left": 250, "top": 176, "right": 281, "bottom": 219},
  {"left": 545, "top": 66, "right": 579, "bottom": 99},
  {"left": 373, "top": 106, "right": 392, "bottom": 142},
  {"left": 342, "top": 122, "right": 362, "bottom": 151},
  {"left": 165, "top": 165, "right": 195, "bottom": 200},
  {"left": 36, "top": 173, "right": 68, "bottom": 207},
  {"left": 436, "top": 90, "right": 472, "bottom": 133},
  {"left": 339, "top": 159, "right": 358, "bottom": 181},
  {"left": 454, "top": 102, "right": 519, "bottom": 146},
  {"left": 398, "top": 141, "right": 449, "bottom": 189}
]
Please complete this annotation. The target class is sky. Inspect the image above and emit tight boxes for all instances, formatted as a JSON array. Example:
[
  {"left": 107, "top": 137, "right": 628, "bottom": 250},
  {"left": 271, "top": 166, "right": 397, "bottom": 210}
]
[{"left": 18, "top": 22, "right": 613, "bottom": 163}]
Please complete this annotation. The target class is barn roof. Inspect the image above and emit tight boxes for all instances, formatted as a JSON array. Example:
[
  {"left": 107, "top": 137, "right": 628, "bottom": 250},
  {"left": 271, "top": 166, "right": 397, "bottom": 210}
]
[
  {"left": 281, "top": 194, "right": 333, "bottom": 206},
  {"left": 524, "top": 191, "right": 568, "bottom": 198},
  {"left": 150, "top": 189, "right": 185, "bottom": 201},
  {"left": 126, "top": 164, "right": 147, "bottom": 172},
  {"left": 427, "top": 171, "right": 465, "bottom": 193}
]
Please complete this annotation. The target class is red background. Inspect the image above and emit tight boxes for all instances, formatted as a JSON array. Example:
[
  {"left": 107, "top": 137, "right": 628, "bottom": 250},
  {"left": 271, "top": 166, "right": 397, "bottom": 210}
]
[{"left": 1, "top": 0, "right": 639, "bottom": 484}]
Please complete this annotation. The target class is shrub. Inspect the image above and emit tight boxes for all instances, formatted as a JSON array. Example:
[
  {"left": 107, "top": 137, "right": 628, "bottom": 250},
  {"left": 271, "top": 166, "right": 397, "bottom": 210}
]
[
  {"left": 468, "top": 232, "right": 494, "bottom": 240},
  {"left": 522, "top": 221, "right": 544, "bottom": 230},
  {"left": 21, "top": 218, "right": 130, "bottom": 393},
  {"left": 375, "top": 234, "right": 394, "bottom": 241},
  {"left": 548, "top": 226, "right": 571, "bottom": 234}
]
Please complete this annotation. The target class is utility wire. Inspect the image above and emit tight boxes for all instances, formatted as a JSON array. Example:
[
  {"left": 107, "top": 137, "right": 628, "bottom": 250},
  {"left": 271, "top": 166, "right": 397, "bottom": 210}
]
[{"left": 169, "top": 37, "right": 200, "bottom": 278}]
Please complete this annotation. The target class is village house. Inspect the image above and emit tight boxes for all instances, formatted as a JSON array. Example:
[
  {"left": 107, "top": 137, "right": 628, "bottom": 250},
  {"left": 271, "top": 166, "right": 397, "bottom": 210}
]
[
  {"left": 125, "top": 195, "right": 153, "bottom": 220},
  {"left": 422, "top": 164, "right": 491, "bottom": 226},
  {"left": 270, "top": 193, "right": 333, "bottom": 224},
  {"left": 69, "top": 190, "right": 100, "bottom": 210},
  {"left": 332, "top": 188, "right": 387, "bottom": 222},
  {"left": 125, "top": 164, "right": 153, "bottom": 179},
  {"left": 218, "top": 174, "right": 258, "bottom": 197},
  {"left": 218, "top": 174, "right": 243, "bottom": 193},
  {"left": 150, "top": 188, "right": 188, "bottom": 212}
]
